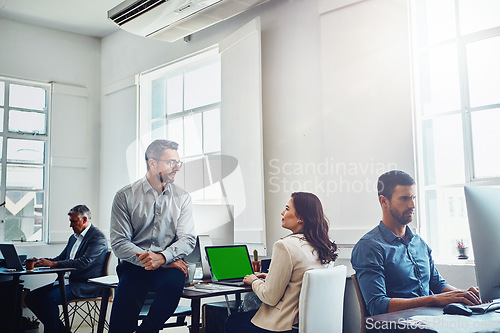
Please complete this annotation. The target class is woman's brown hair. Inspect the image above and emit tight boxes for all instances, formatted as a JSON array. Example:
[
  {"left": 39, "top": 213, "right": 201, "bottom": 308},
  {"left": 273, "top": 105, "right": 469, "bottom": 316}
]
[{"left": 291, "top": 192, "right": 338, "bottom": 264}]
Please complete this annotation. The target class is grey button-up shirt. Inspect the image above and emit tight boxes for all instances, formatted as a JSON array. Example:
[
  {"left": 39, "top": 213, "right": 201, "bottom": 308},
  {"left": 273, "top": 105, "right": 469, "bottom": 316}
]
[{"left": 110, "top": 176, "right": 196, "bottom": 267}]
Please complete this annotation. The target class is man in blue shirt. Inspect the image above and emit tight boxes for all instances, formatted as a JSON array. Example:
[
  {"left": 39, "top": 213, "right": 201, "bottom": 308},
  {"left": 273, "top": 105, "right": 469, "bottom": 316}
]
[{"left": 351, "top": 170, "right": 480, "bottom": 316}]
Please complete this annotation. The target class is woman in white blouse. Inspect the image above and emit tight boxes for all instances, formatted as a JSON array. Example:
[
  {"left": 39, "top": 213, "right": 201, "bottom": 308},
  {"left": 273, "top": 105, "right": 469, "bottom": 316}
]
[{"left": 225, "top": 192, "right": 338, "bottom": 333}]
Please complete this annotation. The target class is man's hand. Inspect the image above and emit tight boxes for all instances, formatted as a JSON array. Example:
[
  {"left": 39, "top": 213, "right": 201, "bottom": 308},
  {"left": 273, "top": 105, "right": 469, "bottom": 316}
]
[
  {"left": 163, "top": 259, "right": 188, "bottom": 276},
  {"left": 35, "top": 259, "right": 57, "bottom": 267},
  {"left": 433, "top": 289, "right": 481, "bottom": 306},
  {"left": 389, "top": 285, "right": 481, "bottom": 312},
  {"left": 466, "top": 286, "right": 480, "bottom": 299},
  {"left": 136, "top": 251, "right": 166, "bottom": 271}
]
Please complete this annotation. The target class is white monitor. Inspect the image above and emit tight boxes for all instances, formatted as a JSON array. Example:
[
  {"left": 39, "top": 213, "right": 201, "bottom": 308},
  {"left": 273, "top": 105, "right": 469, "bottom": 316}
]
[
  {"left": 192, "top": 203, "right": 234, "bottom": 246},
  {"left": 464, "top": 186, "right": 500, "bottom": 301},
  {"left": 184, "top": 235, "right": 213, "bottom": 280},
  {"left": 184, "top": 204, "right": 234, "bottom": 280}
]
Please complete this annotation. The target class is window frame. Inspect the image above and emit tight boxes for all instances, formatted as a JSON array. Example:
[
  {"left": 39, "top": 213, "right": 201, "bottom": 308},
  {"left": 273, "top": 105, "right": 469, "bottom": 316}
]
[
  {"left": 0, "top": 76, "right": 51, "bottom": 243},
  {"left": 138, "top": 47, "right": 223, "bottom": 203},
  {"left": 410, "top": 0, "right": 500, "bottom": 260}
]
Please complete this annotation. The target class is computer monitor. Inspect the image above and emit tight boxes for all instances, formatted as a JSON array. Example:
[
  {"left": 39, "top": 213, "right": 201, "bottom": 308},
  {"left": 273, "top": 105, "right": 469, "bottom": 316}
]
[
  {"left": 184, "top": 235, "right": 213, "bottom": 280},
  {"left": 192, "top": 203, "right": 234, "bottom": 246},
  {"left": 464, "top": 186, "right": 500, "bottom": 302},
  {"left": 184, "top": 204, "right": 235, "bottom": 280}
]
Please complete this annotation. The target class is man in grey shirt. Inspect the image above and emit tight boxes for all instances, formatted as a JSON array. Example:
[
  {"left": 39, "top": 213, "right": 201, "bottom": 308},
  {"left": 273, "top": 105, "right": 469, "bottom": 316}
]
[{"left": 109, "top": 139, "right": 196, "bottom": 333}]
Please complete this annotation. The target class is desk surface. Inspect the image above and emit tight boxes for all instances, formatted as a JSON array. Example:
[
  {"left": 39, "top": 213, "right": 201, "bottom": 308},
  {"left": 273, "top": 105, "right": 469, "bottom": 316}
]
[
  {"left": 0, "top": 267, "right": 75, "bottom": 276},
  {"left": 0, "top": 266, "right": 76, "bottom": 333},
  {"left": 89, "top": 275, "right": 252, "bottom": 298},
  {"left": 367, "top": 307, "right": 500, "bottom": 333},
  {"left": 182, "top": 285, "right": 251, "bottom": 298}
]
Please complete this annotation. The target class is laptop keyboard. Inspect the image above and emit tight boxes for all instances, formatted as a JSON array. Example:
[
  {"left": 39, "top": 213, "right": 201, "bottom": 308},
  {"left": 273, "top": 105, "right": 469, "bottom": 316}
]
[
  {"left": 214, "top": 280, "right": 246, "bottom": 287},
  {"left": 192, "top": 283, "right": 243, "bottom": 291},
  {"left": 468, "top": 299, "right": 500, "bottom": 313}
]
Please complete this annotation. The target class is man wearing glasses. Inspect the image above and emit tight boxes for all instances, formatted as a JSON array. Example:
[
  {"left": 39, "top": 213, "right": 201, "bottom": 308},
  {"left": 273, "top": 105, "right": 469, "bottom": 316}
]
[{"left": 109, "top": 139, "right": 196, "bottom": 333}]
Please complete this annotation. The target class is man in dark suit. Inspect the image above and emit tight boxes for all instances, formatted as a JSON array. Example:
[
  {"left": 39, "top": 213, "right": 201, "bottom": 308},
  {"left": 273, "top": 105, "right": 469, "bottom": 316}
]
[{"left": 25, "top": 205, "right": 109, "bottom": 333}]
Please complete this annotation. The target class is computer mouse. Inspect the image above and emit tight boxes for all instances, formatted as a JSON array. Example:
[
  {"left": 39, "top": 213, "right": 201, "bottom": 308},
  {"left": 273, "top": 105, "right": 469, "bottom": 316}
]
[{"left": 443, "top": 303, "right": 473, "bottom": 316}]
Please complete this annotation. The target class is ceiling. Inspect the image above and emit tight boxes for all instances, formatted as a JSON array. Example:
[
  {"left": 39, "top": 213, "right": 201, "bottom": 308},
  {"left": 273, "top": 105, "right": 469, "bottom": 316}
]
[{"left": 0, "top": 0, "right": 124, "bottom": 37}]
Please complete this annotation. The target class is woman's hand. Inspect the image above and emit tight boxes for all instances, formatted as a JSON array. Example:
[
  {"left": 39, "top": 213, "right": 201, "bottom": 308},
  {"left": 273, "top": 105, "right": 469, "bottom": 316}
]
[
  {"left": 255, "top": 273, "right": 267, "bottom": 279},
  {"left": 243, "top": 274, "right": 259, "bottom": 285}
]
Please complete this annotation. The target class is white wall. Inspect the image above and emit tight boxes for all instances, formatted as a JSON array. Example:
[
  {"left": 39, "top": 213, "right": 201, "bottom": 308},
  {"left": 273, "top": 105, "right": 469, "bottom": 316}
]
[
  {"left": 0, "top": 17, "right": 102, "bottom": 290},
  {"left": 319, "top": 0, "right": 414, "bottom": 244}
]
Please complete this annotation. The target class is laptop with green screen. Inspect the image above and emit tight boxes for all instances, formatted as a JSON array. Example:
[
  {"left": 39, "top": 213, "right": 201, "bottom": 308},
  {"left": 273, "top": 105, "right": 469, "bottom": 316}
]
[{"left": 205, "top": 245, "right": 254, "bottom": 286}]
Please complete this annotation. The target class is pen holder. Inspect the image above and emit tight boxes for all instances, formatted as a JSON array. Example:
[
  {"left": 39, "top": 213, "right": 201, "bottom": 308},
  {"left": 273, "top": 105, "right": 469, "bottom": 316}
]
[{"left": 457, "top": 247, "right": 468, "bottom": 260}]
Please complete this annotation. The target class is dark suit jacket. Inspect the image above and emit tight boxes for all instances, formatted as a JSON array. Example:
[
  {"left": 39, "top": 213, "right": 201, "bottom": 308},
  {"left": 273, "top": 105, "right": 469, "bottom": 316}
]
[{"left": 49, "top": 225, "right": 109, "bottom": 298}]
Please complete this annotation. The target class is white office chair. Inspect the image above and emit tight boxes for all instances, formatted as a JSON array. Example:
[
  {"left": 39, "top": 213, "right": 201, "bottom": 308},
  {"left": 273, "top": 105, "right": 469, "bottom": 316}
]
[{"left": 299, "top": 265, "right": 347, "bottom": 333}]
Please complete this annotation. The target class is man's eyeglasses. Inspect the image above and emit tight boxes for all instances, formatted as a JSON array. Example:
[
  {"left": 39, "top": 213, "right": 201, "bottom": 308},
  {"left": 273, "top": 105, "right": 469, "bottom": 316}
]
[{"left": 156, "top": 159, "right": 184, "bottom": 169}]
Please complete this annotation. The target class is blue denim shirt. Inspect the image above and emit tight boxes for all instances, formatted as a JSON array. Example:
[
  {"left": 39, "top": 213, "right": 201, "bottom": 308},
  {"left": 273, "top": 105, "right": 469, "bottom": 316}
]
[{"left": 351, "top": 222, "right": 448, "bottom": 315}]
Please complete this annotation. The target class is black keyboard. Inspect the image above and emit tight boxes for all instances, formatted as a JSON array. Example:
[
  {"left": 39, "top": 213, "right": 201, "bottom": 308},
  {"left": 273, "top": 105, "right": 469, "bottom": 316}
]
[{"left": 214, "top": 280, "right": 246, "bottom": 287}]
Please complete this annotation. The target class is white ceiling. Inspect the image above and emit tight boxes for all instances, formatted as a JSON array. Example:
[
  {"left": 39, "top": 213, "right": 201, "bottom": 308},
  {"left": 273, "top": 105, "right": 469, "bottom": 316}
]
[{"left": 0, "top": 0, "right": 124, "bottom": 37}]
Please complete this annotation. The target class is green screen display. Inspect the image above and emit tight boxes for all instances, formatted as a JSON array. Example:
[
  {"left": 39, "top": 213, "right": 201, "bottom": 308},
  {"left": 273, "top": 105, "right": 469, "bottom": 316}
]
[{"left": 206, "top": 246, "right": 253, "bottom": 280}]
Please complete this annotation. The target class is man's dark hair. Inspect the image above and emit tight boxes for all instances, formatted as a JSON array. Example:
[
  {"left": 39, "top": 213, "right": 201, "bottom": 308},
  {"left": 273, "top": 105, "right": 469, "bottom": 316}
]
[
  {"left": 377, "top": 170, "right": 415, "bottom": 200},
  {"left": 144, "top": 139, "right": 179, "bottom": 170},
  {"left": 68, "top": 205, "right": 91, "bottom": 220}
]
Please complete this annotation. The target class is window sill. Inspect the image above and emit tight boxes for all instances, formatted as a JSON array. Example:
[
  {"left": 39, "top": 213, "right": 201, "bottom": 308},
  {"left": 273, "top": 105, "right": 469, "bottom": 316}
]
[
  {"left": 13, "top": 242, "right": 51, "bottom": 247},
  {"left": 434, "top": 258, "right": 475, "bottom": 266}
]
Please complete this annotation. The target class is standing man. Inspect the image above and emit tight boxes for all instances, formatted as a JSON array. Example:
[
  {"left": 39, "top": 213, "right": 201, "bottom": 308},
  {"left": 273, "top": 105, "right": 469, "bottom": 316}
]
[
  {"left": 109, "top": 139, "right": 196, "bottom": 333},
  {"left": 25, "top": 205, "right": 109, "bottom": 333},
  {"left": 351, "top": 170, "right": 480, "bottom": 316}
]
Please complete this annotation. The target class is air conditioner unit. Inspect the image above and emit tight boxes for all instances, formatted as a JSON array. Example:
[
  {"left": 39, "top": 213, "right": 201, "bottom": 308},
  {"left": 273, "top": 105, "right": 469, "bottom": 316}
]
[{"left": 108, "top": 0, "right": 267, "bottom": 42}]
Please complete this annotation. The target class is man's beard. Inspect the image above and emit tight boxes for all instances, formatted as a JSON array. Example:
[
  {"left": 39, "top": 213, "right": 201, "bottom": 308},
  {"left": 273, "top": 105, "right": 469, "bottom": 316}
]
[
  {"left": 389, "top": 207, "right": 413, "bottom": 225},
  {"left": 158, "top": 171, "right": 175, "bottom": 184}
]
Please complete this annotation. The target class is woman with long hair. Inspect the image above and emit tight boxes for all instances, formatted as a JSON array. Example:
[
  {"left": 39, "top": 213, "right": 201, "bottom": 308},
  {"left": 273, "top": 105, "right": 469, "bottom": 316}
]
[{"left": 225, "top": 192, "right": 338, "bottom": 333}]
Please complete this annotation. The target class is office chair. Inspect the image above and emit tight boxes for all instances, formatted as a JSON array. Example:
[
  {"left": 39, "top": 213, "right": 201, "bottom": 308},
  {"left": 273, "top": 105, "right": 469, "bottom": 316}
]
[
  {"left": 61, "top": 250, "right": 112, "bottom": 332},
  {"left": 298, "top": 265, "right": 347, "bottom": 333},
  {"left": 351, "top": 273, "right": 370, "bottom": 333}
]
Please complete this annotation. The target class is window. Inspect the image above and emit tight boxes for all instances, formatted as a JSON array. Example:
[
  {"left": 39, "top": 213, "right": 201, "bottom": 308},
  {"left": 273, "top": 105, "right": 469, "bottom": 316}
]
[
  {"left": 410, "top": 0, "right": 500, "bottom": 259},
  {"left": 139, "top": 48, "right": 222, "bottom": 203},
  {"left": 0, "top": 77, "right": 50, "bottom": 242}
]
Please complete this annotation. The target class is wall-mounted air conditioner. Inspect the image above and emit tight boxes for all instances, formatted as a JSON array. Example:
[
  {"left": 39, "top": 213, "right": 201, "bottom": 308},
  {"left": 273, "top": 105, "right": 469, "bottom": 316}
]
[{"left": 108, "top": 0, "right": 267, "bottom": 42}]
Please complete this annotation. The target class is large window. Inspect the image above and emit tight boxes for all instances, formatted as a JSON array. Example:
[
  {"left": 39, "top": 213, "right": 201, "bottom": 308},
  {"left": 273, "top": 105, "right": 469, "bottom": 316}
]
[
  {"left": 139, "top": 48, "right": 222, "bottom": 203},
  {"left": 411, "top": 0, "right": 500, "bottom": 260},
  {"left": 0, "top": 77, "right": 50, "bottom": 242}
]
